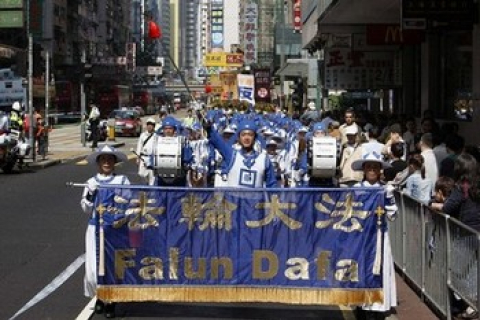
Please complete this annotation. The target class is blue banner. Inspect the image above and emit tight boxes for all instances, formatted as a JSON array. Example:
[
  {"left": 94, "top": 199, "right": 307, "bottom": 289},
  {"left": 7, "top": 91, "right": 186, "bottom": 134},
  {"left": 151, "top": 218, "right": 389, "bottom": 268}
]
[{"left": 95, "top": 187, "right": 386, "bottom": 305}]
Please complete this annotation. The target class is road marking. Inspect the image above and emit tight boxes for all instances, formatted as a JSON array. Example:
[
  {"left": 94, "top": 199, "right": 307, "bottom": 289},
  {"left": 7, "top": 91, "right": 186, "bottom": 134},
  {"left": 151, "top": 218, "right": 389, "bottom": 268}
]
[
  {"left": 76, "top": 297, "right": 96, "bottom": 320},
  {"left": 77, "top": 159, "right": 88, "bottom": 165},
  {"left": 8, "top": 254, "right": 85, "bottom": 320}
]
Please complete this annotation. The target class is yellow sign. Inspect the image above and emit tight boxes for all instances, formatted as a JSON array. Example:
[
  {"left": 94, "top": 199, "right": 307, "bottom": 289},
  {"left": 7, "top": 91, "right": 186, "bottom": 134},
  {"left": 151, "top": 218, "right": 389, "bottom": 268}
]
[{"left": 204, "top": 53, "right": 244, "bottom": 68}]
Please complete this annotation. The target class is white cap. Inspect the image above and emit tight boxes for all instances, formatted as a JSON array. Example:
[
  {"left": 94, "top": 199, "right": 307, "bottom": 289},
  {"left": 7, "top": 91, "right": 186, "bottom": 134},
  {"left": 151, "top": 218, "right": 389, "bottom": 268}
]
[
  {"left": 308, "top": 101, "right": 316, "bottom": 110},
  {"left": 223, "top": 126, "right": 235, "bottom": 134},
  {"left": 266, "top": 139, "right": 277, "bottom": 146},
  {"left": 345, "top": 125, "right": 358, "bottom": 135},
  {"left": 298, "top": 126, "right": 309, "bottom": 133},
  {"left": 146, "top": 117, "right": 156, "bottom": 125}
]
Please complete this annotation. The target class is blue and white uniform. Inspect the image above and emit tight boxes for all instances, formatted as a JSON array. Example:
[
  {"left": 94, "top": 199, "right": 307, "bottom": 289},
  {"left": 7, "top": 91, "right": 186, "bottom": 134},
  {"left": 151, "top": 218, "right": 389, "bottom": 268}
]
[{"left": 80, "top": 173, "right": 130, "bottom": 298}]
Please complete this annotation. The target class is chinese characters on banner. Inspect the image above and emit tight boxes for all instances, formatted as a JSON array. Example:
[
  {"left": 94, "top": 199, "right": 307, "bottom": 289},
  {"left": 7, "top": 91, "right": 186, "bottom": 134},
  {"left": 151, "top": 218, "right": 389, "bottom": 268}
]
[
  {"left": 293, "top": 0, "right": 302, "bottom": 33},
  {"left": 95, "top": 187, "right": 386, "bottom": 304},
  {"left": 254, "top": 68, "right": 271, "bottom": 103},
  {"left": 243, "top": 1, "right": 258, "bottom": 65},
  {"left": 325, "top": 48, "right": 400, "bottom": 89}
]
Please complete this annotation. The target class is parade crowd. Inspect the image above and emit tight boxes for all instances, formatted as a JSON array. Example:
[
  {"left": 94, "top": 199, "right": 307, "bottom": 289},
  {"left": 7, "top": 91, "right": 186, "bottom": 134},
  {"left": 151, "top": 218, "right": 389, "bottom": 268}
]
[{"left": 81, "top": 101, "right": 480, "bottom": 320}]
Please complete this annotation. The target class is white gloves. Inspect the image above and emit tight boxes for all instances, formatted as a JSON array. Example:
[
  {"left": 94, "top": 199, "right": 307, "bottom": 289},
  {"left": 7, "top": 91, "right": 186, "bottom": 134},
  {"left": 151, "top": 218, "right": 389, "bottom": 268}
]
[
  {"left": 385, "top": 184, "right": 395, "bottom": 198},
  {"left": 87, "top": 179, "right": 99, "bottom": 195}
]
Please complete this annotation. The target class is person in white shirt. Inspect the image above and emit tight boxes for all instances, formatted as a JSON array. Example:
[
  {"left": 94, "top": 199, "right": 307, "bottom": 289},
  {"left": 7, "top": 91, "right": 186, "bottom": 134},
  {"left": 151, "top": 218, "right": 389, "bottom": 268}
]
[
  {"left": 418, "top": 133, "right": 438, "bottom": 195},
  {"left": 136, "top": 118, "right": 156, "bottom": 184}
]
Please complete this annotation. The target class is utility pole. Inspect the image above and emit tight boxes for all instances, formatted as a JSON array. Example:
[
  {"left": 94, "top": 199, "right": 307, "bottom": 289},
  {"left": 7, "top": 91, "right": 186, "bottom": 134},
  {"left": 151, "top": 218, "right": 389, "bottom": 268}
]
[
  {"left": 80, "top": 48, "right": 86, "bottom": 147},
  {"left": 27, "top": 0, "right": 35, "bottom": 162},
  {"left": 279, "top": 0, "right": 286, "bottom": 112}
]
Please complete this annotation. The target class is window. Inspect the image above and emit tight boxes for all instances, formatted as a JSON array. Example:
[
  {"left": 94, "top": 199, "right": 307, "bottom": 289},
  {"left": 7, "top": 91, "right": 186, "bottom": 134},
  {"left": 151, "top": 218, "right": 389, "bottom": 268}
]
[{"left": 441, "top": 32, "right": 472, "bottom": 121}]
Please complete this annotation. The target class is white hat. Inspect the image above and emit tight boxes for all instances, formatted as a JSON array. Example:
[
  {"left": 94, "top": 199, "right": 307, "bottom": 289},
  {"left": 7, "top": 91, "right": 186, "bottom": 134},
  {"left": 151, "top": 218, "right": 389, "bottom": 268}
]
[
  {"left": 266, "top": 139, "right": 277, "bottom": 146},
  {"left": 298, "top": 126, "right": 309, "bottom": 133},
  {"left": 223, "top": 126, "right": 235, "bottom": 134},
  {"left": 12, "top": 101, "right": 21, "bottom": 112},
  {"left": 351, "top": 145, "right": 391, "bottom": 171},
  {"left": 86, "top": 145, "right": 128, "bottom": 165},
  {"left": 146, "top": 117, "right": 156, "bottom": 125},
  {"left": 345, "top": 125, "right": 358, "bottom": 135},
  {"left": 308, "top": 101, "right": 316, "bottom": 110}
]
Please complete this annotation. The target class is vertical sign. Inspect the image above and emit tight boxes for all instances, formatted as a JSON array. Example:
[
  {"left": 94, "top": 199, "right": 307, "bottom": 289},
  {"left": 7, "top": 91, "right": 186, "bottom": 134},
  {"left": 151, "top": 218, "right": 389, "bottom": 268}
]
[
  {"left": 30, "top": 0, "right": 44, "bottom": 40},
  {"left": 243, "top": 1, "right": 258, "bottom": 66},
  {"left": 211, "top": 0, "right": 224, "bottom": 50},
  {"left": 253, "top": 68, "right": 271, "bottom": 103},
  {"left": 238, "top": 74, "right": 255, "bottom": 106},
  {"left": 293, "top": 0, "right": 302, "bottom": 33}
]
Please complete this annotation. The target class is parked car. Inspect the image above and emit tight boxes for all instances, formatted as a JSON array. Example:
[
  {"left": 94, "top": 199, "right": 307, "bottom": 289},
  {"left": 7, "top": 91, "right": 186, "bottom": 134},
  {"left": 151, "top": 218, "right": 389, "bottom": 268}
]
[{"left": 109, "top": 109, "right": 142, "bottom": 137}]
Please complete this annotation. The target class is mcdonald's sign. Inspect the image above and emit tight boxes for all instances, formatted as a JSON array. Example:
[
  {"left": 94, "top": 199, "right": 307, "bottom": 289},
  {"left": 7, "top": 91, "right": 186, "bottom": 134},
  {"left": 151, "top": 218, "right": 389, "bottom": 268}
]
[{"left": 366, "top": 25, "right": 424, "bottom": 45}]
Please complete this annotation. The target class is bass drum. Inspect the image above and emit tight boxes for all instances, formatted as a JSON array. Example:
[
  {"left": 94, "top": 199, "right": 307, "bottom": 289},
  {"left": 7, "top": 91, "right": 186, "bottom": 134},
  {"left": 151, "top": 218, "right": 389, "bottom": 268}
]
[{"left": 152, "top": 136, "right": 185, "bottom": 178}]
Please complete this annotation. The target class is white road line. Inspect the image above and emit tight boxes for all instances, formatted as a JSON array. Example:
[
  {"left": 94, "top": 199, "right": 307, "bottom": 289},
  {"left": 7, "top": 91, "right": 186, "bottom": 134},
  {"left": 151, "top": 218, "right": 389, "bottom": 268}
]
[
  {"left": 8, "top": 254, "right": 85, "bottom": 320},
  {"left": 75, "top": 297, "right": 96, "bottom": 320}
]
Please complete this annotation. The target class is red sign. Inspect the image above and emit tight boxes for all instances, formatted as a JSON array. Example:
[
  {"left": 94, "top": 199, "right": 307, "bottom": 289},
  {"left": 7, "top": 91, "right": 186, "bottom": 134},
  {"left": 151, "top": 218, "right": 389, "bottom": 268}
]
[
  {"left": 293, "top": 0, "right": 302, "bottom": 33},
  {"left": 226, "top": 54, "right": 244, "bottom": 65},
  {"left": 366, "top": 25, "right": 424, "bottom": 45},
  {"left": 253, "top": 68, "right": 271, "bottom": 103}
]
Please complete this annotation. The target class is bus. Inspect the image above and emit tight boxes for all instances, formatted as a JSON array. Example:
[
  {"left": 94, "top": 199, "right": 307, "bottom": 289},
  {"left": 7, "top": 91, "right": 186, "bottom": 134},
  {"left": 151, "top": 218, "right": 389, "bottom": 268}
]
[
  {"left": 95, "top": 85, "right": 131, "bottom": 118},
  {"left": 0, "top": 69, "right": 26, "bottom": 111},
  {"left": 133, "top": 88, "right": 156, "bottom": 115}
]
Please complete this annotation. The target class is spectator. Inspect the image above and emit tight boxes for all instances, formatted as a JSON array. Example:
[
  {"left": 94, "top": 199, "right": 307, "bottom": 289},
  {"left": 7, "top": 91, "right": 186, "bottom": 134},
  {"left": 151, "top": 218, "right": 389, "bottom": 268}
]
[
  {"left": 403, "top": 117, "right": 417, "bottom": 157},
  {"left": 439, "top": 134, "right": 465, "bottom": 179},
  {"left": 339, "top": 109, "right": 361, "bottom": 145},
  {"left": 404, "top": 155, "right": 433, "bottom": 204},
  {"left": 384, "top": 142, "right": 408, "bottom": 182},
  {"left": 418, "top": 133, "right": 438, "bottom": 195}
]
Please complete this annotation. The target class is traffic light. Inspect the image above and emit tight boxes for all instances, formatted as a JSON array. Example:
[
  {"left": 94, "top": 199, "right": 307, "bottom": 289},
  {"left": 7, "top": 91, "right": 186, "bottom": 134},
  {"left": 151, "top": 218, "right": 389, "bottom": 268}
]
[{"left": 291, "top": 78, "right": 304, "bottom": 112}]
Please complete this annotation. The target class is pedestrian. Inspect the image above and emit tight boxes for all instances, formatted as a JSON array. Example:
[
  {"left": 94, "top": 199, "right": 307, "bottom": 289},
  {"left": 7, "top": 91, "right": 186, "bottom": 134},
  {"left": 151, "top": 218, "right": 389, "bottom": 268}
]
[
  {"left": 351, "top": 144, "right": 398, "bottom": 319},
  {"left": 88, "top": 104, "right": 101, "bottom": 149},
  {"left": 36, "top": 115, "right": 49, "bottom": 160},
  {"left": 80, "top": 145, "right": 130, "bottom": 318}
]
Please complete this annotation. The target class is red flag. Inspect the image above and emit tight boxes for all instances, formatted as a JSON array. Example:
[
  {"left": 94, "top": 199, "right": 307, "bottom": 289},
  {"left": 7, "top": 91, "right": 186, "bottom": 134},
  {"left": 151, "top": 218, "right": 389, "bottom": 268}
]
[{"left": 148, "top": 21, "right": 162, "bottom": 39}]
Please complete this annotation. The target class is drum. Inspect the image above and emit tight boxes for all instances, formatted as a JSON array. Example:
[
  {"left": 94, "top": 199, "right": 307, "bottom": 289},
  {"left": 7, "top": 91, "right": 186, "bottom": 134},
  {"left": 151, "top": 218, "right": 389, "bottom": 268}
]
[
  {"left": 153, "top": 136, "right": 185, "bottom": 178},
  {"left": 310, "top": 137, "right": 337, "bottom": 178}
]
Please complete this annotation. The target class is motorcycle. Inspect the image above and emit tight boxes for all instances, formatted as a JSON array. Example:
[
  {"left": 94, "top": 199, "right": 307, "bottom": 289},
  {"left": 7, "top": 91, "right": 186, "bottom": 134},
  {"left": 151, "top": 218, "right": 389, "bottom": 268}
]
[
  {"left": 85, "top": 119, "right": 108, "bottom": 142},
  {"left": 0, "top": 134, "right": 30, "bottom": 173}
]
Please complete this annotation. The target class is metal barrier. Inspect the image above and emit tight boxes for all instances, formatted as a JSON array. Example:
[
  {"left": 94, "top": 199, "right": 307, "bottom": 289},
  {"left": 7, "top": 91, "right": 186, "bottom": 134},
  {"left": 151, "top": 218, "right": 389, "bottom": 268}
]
[{"left": 391, "top": 191, "right": 480, "bottom": 319}]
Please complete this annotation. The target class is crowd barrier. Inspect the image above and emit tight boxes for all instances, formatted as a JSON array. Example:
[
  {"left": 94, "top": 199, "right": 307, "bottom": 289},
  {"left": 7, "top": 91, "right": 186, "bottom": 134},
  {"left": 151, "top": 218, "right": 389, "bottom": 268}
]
[{"left": 390, "top": 191, "right": 480, "bottom": 320}]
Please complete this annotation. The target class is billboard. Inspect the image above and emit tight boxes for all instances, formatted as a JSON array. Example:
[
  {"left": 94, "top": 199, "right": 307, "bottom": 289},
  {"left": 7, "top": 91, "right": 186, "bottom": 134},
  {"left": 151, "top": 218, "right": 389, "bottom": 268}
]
[
  {"left": 204, "top": 53, "right": 244, "bottom": 68},
  {"left": 211, "top": 0, "right": 224, "bottom": 49},
  {"left": 243, "top": 1, "right": 258, "bottom": 65}
]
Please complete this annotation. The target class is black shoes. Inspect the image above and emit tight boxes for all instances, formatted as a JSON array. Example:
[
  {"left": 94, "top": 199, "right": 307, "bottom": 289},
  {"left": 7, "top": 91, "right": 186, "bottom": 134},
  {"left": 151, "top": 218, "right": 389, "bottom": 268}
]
[
  {"left": 104, "top": 303, "right": 116, "bottom": 318},
  {"left": 94, "top": 300, "right": 115, "bottom": 318},
  {"left": 94, "top": 299, "right": 104, "bottom": 314}
]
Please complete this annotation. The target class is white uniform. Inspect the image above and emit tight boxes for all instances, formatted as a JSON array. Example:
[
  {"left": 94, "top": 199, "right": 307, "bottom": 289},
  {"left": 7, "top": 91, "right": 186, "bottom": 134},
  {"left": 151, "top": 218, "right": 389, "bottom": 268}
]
[
  {"left": 225, "top": 149, "right": 268, "bottom": 188},
  {"left": 354, "top": 180, "right": 397, "bottom": 313},
  {"left": 136, "top": 131, "right": 155, "bottom": 184},
  {"left": 80, "top": 174, "right": 130, "bottom": 298}
]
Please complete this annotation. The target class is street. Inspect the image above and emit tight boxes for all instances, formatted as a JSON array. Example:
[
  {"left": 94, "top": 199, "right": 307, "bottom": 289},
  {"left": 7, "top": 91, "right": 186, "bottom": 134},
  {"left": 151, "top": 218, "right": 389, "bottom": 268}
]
[{"left": 0, "top": 131, "right": 357, "bottom": 320}]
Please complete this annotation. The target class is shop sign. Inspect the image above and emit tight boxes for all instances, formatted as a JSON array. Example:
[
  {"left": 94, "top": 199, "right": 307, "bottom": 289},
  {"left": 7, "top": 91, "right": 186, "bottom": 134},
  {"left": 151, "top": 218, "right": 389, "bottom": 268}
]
[{"left": 324, "top": 49, "right": 399, "bottom": 89}]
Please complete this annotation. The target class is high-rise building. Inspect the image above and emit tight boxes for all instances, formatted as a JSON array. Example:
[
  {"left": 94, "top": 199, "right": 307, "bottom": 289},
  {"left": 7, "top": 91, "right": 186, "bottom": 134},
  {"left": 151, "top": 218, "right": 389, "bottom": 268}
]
[{"left": 179, "top": 0, "right": 199, "bottom": 78}]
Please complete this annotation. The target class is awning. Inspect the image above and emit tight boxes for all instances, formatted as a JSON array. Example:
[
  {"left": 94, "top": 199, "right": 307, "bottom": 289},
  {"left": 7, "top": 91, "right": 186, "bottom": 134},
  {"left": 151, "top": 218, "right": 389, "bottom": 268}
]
[
  {"left": 275, "top": 59, "right": 309, "bottom": 77},
  {"left": 320, "top": 0, "right": 400, "bottom": 25}
]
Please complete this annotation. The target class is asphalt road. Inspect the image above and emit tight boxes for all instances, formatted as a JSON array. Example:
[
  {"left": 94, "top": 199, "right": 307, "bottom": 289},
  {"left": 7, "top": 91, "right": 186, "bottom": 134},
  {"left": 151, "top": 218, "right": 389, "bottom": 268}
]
[{"left": 0, "top": 146, "right": 359, "bottom": 320}]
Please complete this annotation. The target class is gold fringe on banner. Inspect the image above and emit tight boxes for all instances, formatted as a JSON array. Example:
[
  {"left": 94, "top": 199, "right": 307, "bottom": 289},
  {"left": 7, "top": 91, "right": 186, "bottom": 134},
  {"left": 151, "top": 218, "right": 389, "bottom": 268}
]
[{"left": 97, "top": 286, "right": 383, "bottom": 305}]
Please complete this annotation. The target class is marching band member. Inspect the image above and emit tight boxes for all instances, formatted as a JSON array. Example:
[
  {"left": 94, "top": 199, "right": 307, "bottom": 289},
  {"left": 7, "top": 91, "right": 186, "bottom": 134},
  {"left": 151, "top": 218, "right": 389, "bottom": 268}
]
[
  {"left": 136, "top": 117, "right": 156, "bottom": 184},
  {"left": 147, "top": 116, "right": 193, "bottom": 186},
  {"left": 351, "top": 145, "right": 397, "bottom": 319},
  {"left": 80, "top": 145, "right": 130, "bottom": 318},
  {"left": 205, "top": 120, "right": 278, "bottom": 188},
  {"left": 186, "top": 122, "right": 210, "bottom": 187}
]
